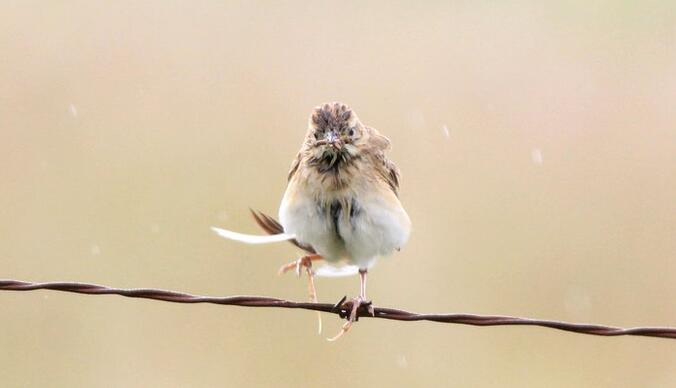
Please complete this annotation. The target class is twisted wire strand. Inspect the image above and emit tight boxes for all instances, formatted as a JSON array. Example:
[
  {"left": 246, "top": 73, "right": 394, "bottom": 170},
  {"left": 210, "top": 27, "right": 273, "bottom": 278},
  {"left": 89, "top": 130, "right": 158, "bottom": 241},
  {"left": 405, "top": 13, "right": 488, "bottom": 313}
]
[{"left": 1, "top": 279, "right": 674, "bottom": 340}]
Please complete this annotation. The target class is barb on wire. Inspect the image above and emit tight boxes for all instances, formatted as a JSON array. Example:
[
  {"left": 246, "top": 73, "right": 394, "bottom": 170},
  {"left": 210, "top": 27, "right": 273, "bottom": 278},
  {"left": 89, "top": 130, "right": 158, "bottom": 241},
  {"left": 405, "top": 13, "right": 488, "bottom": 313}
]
[{"left": 1, "top": 279, "right": 675, "bottom": 340}]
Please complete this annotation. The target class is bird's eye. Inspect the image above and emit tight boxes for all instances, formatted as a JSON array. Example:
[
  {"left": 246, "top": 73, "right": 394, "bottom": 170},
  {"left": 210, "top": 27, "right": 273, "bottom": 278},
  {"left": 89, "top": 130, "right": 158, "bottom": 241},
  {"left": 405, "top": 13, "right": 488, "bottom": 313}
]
[
  {"left": 315, "top": 132, "right": 322, "bottom": 140},
  {"left": 348, "top": 129, "right": 354, "bottom": 136}
]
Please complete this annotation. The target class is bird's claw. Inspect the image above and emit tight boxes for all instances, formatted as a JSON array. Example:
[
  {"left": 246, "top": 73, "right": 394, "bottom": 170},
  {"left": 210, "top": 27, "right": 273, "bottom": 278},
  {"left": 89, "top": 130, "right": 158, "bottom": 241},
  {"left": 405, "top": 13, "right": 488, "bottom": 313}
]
[
  {"left": 278, "top": 256, "right": 312, "bottom": 277},
  {"left": 278, "top": 254, "right": 322, "bottom": 277},
  {"left": 327, "top": 296, "right": 374, "bottom": 342}
]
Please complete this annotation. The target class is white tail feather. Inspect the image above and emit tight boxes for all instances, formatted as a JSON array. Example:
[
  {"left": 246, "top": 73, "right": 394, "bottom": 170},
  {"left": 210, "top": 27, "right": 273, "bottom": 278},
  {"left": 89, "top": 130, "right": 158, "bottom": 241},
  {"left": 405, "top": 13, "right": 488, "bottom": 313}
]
[
  {"left": 211, "top": 227, "right": 296, "bottom": 244},
  {"left": 314, "top": 265, "right": 361, "bottom": 278}
]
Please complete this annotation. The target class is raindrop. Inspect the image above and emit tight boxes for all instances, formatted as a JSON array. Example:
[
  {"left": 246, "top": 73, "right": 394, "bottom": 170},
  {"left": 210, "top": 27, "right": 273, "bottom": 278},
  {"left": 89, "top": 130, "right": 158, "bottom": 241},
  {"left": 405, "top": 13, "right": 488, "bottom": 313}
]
[
  {"left": 396, "top": 354, "right": 408, "bottom": 368},
  {"left": 531, "top": 148, "right": 543, "bottom": 164}
]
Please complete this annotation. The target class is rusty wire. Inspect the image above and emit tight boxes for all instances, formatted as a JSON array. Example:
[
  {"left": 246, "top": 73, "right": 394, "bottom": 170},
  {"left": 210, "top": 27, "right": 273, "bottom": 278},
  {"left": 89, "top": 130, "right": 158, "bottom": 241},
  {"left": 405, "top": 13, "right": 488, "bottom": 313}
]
[{"left": 1, "top": 278, "right": 675, "bottom": 340}]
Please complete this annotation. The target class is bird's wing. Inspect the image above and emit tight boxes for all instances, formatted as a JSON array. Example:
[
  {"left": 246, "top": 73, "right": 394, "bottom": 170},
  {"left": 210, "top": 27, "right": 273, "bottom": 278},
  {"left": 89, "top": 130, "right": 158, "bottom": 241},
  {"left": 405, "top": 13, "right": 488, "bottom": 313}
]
[
  {"left": 371, "top": 153, "right": 400, "bottom": 196},
  {"left": 287, "top": 151, "right": 302, "bottom": 181},
  {"left": 384, "top": 158, "right": 400, "bottom": 196},
  {"left": 211, "top": 227, "right": 295, "bottom": 244},
  {"left": 365, "top": 127, "right": 400, "bottom": 196}
]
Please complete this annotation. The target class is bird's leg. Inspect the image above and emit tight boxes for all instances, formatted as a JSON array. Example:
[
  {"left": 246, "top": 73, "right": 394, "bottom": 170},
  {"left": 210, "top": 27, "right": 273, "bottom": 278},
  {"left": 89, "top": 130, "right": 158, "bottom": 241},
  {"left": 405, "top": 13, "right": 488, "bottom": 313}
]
[
  {"left": 327, "top": 268, "right": 374, "bottom": 341},
  {"left": 278, "top": 253, "right": 323, "bottom": 333}
]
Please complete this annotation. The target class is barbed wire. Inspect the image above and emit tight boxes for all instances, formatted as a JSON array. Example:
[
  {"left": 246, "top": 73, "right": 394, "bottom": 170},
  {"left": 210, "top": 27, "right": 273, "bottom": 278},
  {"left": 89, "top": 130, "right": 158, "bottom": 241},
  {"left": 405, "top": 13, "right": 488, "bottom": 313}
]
[{"left": 1, "top": 278, "right": 675, "bottom": 340}]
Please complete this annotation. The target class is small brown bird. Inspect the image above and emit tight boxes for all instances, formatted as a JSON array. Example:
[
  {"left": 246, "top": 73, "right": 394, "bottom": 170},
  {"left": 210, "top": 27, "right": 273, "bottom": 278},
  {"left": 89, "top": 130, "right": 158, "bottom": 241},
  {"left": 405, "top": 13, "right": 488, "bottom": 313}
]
[{"left": 213, "top": 102, "right": 411, "bottom": 339}]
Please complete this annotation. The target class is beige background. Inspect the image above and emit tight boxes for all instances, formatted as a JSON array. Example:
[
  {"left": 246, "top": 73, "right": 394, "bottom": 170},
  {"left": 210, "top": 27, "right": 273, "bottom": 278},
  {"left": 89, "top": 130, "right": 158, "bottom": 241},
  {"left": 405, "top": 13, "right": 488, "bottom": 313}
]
[{"left": 1, "top": 1, "right": 675, "bottom": 387}]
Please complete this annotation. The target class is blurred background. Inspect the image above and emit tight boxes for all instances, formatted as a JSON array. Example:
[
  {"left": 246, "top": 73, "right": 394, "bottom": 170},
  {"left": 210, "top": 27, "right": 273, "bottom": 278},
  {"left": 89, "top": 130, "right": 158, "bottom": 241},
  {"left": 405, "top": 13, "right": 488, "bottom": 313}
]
[{"left": 1, "top": 1, "right": 675, "bottom": 387}]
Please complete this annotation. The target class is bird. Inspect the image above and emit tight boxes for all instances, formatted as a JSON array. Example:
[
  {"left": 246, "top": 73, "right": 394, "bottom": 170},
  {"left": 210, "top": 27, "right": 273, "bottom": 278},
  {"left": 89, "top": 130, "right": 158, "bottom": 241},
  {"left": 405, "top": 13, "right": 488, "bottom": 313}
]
[{"left": 213, "top": 102, "right": 411, "bottom": 340}]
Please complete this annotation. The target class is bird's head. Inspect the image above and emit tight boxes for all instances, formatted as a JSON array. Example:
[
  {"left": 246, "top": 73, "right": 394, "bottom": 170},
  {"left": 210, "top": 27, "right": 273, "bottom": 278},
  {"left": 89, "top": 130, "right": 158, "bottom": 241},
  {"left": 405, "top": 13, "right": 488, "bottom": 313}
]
[{"left": 305, "top": 102, "right": 364, "bottom": 171}]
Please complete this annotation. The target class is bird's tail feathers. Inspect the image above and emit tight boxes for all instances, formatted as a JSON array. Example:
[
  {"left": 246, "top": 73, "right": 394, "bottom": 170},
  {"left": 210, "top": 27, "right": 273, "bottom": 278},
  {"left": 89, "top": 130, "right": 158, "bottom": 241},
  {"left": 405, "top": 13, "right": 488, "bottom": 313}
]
[{"left": 211, "top": 227, "right": 295, "bottom": 244}]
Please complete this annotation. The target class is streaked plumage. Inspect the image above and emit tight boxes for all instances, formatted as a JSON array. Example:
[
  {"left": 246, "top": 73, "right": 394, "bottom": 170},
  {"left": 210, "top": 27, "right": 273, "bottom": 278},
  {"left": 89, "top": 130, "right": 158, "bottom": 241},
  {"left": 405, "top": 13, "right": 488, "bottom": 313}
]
[
  {"left": 213, "top": 102, "right": 410, "bottom": 339},
  {"left": 279, "top": 102, "right": 411, "bottom": 270}
]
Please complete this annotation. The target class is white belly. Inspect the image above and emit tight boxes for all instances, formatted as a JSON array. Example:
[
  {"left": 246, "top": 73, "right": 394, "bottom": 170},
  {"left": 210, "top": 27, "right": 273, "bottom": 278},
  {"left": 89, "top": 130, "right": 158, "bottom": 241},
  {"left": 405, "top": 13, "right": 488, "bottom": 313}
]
[{"left": 279, "top": 186, "right": 410, "bottom": 268}]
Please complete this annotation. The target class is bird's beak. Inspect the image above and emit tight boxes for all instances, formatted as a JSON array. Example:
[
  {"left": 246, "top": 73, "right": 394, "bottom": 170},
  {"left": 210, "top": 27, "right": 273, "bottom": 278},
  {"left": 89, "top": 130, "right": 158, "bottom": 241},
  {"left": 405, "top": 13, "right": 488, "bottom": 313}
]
[{"left": 324, "top": 131, "right": 342, "bottom": 150}]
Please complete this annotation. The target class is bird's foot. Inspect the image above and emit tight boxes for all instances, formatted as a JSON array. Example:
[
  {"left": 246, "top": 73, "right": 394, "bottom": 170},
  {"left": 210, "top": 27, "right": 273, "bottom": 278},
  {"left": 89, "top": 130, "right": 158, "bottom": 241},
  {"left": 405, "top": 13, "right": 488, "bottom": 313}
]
[
  {"left": 327, "top": 296, "right": 375, "bottom": 342},
  {"left": 278, "top": 254, "right": 322, "bottom": 277}
]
